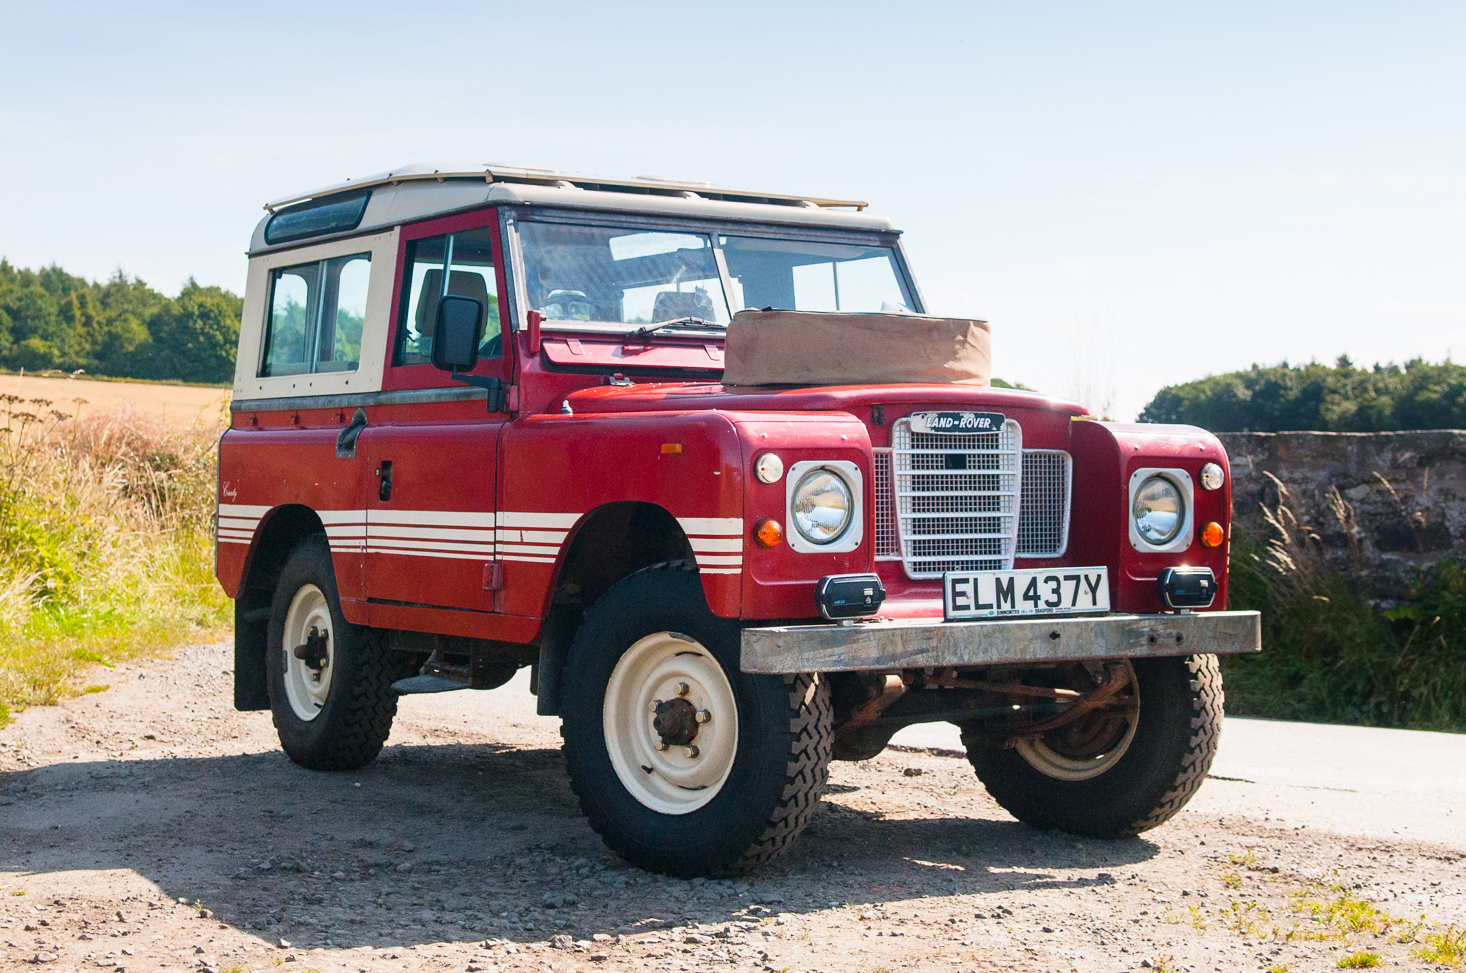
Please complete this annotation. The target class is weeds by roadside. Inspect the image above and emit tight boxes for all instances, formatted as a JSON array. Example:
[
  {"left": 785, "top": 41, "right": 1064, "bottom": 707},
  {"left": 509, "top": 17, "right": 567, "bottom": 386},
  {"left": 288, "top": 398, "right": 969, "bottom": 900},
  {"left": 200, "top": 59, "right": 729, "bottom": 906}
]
[
  {"left": 1222, "top": 475, "right": 1466, "bottom": 731},
  {"left": 0, "top": 397, "right": 229, "bottom": 724}
]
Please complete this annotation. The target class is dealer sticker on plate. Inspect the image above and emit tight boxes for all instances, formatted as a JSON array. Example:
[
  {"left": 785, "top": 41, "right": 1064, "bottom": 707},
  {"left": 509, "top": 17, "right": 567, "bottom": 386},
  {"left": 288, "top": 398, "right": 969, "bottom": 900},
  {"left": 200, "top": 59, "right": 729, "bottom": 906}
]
[{"left": 944, "top": 566, "right": 1111, "bottom": 620}]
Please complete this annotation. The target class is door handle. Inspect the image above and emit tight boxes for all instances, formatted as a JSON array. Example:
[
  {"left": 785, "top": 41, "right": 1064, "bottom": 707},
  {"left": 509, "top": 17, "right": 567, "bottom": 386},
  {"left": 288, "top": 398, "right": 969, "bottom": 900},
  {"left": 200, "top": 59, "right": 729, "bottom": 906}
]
[
  {"left": 376, "top": 461, "right": 393, "bottom": 502},
  {"left": 335, "top": 407, "right": 368, "bottom": 458}
]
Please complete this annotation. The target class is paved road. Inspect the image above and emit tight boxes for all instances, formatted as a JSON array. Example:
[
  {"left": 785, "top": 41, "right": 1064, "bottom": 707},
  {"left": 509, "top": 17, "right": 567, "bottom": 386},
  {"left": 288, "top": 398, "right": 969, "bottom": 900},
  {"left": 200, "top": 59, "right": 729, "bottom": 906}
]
[
  {"left": 892, "top": 714, "right": 1466, "bottom": 849},
  {"left": 449, "top": 671, "right": 1465, "bottom": 850}
]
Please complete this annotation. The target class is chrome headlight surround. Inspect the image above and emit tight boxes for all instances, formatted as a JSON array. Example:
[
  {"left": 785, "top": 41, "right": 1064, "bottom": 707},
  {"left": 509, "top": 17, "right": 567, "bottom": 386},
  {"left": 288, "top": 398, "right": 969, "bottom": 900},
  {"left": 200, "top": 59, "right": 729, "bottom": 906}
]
[
  {"left": 785, "top": 460, "right": 864, "bottom": 554},
  {"left": 1127, "top": 468, "right": 1195, "bottom": 553}
]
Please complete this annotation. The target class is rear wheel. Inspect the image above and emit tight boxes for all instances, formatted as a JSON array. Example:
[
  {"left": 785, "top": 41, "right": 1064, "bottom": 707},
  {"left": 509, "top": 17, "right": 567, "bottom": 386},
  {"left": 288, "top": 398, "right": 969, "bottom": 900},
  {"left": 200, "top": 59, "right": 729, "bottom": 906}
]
[
  {"left": 266, "top": 535, "right": 398, "bottom": 771},
  {"left": 961, "top": 654, "right": 1223, "bottom": 837},
  {"left": 560, "top": 563, "right": 832, "bottom": 877}
]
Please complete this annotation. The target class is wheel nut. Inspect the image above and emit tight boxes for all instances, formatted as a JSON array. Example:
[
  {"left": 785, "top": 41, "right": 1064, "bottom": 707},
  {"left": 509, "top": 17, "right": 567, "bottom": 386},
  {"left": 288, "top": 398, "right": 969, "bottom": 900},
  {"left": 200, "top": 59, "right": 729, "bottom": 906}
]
[
  {"left": 695, "top": 709, "right": 711, "bottom": 724},
  {"left": 675, "top": 682, "right": 690, "bottom": 697},
  {"left": 654, "top": 740, "right": 668, "bottom": 751},
  {"left": 684, "top": 745, "right": 700, "bottom": 758}
]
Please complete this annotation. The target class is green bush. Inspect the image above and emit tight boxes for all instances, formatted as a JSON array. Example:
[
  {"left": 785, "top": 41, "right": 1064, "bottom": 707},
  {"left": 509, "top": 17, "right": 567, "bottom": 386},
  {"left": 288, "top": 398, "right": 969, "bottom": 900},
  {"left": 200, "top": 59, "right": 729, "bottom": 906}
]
[
  {"left": 0, "top": 260, "right": 240, "bottom": 384},
  {"left": 1140, "top": 357, "right": 1466, "bottom": 432},
  {"left": 1223, "top": 529, "right": 1466, "bottom": 732}
]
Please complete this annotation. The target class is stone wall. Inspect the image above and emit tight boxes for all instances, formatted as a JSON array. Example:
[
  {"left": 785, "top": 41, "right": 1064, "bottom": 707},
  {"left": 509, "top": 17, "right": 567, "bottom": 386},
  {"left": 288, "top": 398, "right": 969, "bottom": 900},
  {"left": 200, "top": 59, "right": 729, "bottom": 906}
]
[{"left": 1217, "top": 430, "right": 1466, "bottom": 600}]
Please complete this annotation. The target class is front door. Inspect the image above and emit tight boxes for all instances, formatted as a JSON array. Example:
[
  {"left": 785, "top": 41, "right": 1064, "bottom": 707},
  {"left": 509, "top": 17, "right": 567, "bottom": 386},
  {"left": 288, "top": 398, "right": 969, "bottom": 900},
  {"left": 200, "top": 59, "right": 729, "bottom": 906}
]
[{"left": 359, "top": 211, "right": 511, "bottom": 619}]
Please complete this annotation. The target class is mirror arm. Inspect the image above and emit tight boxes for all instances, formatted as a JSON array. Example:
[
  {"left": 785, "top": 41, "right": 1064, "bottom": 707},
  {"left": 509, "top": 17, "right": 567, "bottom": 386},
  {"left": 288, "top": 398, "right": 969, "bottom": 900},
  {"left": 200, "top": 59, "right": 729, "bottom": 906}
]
[{"left": 449, "top": 370, "right": 506, "bottom": 413}]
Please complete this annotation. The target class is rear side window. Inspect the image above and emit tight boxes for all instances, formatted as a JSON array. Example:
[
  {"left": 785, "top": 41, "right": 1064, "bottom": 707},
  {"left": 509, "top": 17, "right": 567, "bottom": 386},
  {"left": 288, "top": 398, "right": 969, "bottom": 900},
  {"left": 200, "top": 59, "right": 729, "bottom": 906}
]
[
  {"left": 396, "top": 227, "right": 502, "bottom": 365},
  {"left": 264, "top": 191, "right": 371, "bottom": 245},
  {"left": 260, "top": 253, "right": 371, "bottom": 377}
]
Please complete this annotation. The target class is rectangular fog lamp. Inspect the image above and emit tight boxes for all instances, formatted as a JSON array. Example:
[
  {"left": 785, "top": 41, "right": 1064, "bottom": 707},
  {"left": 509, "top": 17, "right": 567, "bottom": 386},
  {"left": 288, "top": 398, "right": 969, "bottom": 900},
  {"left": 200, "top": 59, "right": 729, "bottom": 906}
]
[{"left": 815, "top": 574, "right": 887, "bottom": 620}]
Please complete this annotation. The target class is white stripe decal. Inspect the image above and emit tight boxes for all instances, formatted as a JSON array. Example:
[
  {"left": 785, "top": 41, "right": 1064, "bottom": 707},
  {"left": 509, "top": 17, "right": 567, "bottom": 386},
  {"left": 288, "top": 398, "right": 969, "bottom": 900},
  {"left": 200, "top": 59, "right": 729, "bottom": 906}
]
[
  {"left": 699, "top": 567, "right": 741, "bottom": 574},
  {"left": 218, "top": 504, "right": 270, "bottom": 518},
  {"left": 217, "top": 536, "right": 252, "bottom": 545},
  {"left": 370, "top": 509, "right": 496, "bottom": 528},
  {"left": 694, "top": 555, "right": 744, "bottom": 566},
  {"left": 678, "top": 517, "right": 743, "bottom": 536},
  {"left": 689, "top": 536, "right": 743, "bottom": 553},
  {"left": 368, "top": 525, "right": 496, "bottom": 542},
  {"left": 317, "top": 509, "right": 367, "bottom": 525},
  {"left": 498, "top": 544, "right": 562, "bottom": 556},
  {"left": 363, "top": 547, "right": 488, "bottom": 561},
  {"left": 496, "top": 529, "right": 569, "bottom": 544},
  {"left": 217, "top": 518, "right": 259, "bottom": 530},
  {"left": 497, "top": 511, "right": 582, "bottom": 529},
  {"left": 365, "top": 538, "right": 496, "bottom": 554},
  {"left": 217, "top": 529, "right": 256, "bottom": 540},
  {"left": 501, "top": 554, "right": 557, "bottom": 563}
]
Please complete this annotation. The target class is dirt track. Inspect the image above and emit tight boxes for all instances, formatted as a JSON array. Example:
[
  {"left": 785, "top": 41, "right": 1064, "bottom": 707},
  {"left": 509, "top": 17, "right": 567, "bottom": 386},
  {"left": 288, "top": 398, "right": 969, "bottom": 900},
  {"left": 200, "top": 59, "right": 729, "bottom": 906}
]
[{"left": 2, "top": 642, "right": 1463, "bottom": 973}]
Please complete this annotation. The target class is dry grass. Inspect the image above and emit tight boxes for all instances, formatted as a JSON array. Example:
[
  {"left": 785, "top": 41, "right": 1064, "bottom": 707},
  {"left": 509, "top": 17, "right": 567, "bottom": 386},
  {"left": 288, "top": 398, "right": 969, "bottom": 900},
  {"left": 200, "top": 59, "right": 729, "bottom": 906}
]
[
  {"left": 0, "top": 394, "right": 229, "bottom": 724},
  {"left": 0, "top": 371, "right": 229, "bottom": 424}
]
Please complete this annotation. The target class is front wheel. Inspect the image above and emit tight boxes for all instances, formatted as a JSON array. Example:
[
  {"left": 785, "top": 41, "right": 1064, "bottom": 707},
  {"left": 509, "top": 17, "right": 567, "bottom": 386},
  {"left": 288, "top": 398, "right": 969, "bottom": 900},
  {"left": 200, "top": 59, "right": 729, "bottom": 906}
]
[
  {"left": 961, "top": 654, "right": 1223, "bottom": 838},
  {"left": 560, "top": 563, "right": 832, "bottom": 877}
]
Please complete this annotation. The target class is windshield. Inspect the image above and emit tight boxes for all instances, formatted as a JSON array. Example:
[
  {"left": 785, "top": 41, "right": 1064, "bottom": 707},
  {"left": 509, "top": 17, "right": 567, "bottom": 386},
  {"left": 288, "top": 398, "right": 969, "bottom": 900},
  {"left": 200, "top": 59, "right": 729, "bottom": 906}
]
[
  {"left": 517, "top": 219, "right": 912, "bottom": 333},
  {"left": 519, "top": 223, "right": 731, "bottom": 329}
]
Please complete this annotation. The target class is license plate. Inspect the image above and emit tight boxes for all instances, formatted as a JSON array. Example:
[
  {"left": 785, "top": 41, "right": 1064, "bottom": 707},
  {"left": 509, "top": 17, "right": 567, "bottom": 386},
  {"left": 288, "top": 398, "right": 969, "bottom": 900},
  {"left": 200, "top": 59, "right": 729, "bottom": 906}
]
[
  {"left": 944, "top": 567, "right": 1111, "bottom": 619},
  {"left": 909, "top": 411, "right": 1005, "bottom": 434}
]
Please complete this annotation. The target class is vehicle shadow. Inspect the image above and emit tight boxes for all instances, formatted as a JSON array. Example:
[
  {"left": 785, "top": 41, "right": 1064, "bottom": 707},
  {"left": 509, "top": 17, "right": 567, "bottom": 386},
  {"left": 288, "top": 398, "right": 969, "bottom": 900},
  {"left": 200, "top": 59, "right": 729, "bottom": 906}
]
[{"left": 0, "top": 740, "right": 1159, "bottom": 952}]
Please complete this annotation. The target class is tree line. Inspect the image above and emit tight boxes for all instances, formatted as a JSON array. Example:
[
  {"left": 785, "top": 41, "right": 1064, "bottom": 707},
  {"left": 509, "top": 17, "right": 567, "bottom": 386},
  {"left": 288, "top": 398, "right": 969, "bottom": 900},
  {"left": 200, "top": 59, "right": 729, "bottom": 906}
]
[
  {"left": 0, "top": 261, "right": 241, "bottom": 385},
  {"left": 1140, "top": 357, "right": 1466, "bottom": 432}
]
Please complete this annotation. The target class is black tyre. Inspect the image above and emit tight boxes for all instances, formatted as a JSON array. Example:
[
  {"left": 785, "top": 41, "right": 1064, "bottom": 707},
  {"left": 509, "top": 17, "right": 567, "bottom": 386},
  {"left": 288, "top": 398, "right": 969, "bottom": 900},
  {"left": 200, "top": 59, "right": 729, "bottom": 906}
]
[
  {"left": 265, "top": 534, "right": 398, "bottom": 771},
  {"left": 961, "top": 654, "right": 1223, "bottom": 838},
  {"left": 560, "top": 562, "right": 832, "bottom": 877}
]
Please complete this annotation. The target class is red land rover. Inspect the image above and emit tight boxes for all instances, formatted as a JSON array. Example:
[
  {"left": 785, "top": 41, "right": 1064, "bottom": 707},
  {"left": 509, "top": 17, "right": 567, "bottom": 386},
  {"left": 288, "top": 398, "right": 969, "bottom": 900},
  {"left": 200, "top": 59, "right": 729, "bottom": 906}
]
[{"left": 217, "top": 163, "right": 1260, "bottom": 876}]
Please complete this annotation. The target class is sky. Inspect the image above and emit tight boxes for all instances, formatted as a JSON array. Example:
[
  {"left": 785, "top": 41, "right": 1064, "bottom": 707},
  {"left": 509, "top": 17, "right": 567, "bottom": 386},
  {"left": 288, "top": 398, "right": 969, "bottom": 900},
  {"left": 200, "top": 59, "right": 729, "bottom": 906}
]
[{"left": 1, "top": 0, "right": 1462, "bottom": 419}]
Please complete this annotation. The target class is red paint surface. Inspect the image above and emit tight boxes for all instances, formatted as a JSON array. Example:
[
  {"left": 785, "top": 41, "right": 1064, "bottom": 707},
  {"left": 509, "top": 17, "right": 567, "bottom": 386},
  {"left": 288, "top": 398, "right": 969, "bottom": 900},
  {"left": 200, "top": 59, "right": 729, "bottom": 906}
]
[{"left": 218, "top": 201, "right": 1237, "bottom": 647}]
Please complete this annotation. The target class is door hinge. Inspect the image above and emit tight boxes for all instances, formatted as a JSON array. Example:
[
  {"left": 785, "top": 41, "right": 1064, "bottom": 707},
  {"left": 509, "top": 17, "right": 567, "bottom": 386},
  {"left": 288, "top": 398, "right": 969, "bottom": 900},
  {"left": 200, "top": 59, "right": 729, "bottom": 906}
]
[{"left": 483, "top": 560, "right": 504, "bottom": 591}]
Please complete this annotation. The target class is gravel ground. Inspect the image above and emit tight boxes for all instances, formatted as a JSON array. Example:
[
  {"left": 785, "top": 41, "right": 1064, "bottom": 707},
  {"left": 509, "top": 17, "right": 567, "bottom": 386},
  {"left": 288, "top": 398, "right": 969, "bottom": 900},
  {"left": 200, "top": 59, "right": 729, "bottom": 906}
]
[{"left": 1, "top": 642, "right": 1463, "bottom": 973}]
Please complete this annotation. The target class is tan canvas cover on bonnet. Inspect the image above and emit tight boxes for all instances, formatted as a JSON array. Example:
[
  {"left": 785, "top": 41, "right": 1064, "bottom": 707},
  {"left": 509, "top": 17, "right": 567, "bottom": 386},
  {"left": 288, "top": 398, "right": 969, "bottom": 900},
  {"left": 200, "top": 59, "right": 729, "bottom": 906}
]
[{"left": 720, "top": 309, "right": 991, "bottom": 387}]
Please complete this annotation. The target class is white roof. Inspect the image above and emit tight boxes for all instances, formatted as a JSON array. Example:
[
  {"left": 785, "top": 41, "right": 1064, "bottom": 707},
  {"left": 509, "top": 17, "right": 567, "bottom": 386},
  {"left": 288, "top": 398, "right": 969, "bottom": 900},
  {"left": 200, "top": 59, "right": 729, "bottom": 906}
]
[
  {"left": 249, "top": 163, "right": 896, "bottom": 255},
  {"left": 265, "top": 162, "right": 868, "bottom": 212}
]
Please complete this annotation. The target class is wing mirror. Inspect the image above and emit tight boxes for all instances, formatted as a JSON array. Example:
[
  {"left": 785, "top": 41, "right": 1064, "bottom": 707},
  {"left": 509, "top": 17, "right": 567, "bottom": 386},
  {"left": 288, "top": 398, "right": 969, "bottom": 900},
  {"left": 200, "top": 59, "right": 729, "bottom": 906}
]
[
  {"left": 431, "top": 294, "right": 507, "bottom": 412},
  {"left": 431, "top": 295, "right": 483, "bottom": 372}
]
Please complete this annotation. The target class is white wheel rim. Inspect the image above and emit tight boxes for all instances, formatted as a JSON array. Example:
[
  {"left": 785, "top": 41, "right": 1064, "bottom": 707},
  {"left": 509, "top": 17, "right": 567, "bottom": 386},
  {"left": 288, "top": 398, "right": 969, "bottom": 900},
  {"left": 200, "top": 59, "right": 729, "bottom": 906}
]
[
  {"left": 1014, "top": 665, "right": 1139, "bottom": 782},
  {"left": 281, "top": 584, "right": 335, "bottom": 722},
  {"left": 603, "top": 632, "right": 738, "bottom": 815}
]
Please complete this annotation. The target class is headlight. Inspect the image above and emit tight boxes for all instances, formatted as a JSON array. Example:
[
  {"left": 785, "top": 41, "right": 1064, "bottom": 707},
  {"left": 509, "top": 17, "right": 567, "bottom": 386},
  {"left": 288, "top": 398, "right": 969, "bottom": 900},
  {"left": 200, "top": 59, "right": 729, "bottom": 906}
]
[
  {"left": 790, "top": 468, "right": 853, "bottom": 545},
  {"left": 1132, "top": 475, "right": 1185, "bottom": 546}
]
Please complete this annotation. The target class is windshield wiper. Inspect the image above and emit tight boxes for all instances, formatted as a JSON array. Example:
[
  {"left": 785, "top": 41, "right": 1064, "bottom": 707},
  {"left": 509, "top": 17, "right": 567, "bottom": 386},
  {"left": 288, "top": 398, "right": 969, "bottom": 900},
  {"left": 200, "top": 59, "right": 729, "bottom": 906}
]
[{"left": 627, "top": 316, "right": 725, "bottom": 339}]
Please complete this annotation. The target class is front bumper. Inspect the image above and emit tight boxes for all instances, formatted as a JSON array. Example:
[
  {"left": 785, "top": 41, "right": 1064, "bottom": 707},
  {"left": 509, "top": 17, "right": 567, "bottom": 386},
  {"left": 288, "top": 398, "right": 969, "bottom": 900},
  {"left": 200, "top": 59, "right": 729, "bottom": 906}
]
[{"left": 740, "top": 610, "right": 1261, "bottom": 675}]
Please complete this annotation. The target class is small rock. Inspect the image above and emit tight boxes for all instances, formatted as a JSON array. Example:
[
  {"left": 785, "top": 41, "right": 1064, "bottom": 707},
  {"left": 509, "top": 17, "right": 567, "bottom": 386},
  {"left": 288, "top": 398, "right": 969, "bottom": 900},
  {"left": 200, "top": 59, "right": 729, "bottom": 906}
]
[
  {"left": 1041, "top": 926, "right": 1054, "bottom": 933},
  {"left": 331, "top": 872, "right": 346, "bottom": 880},
  {"left": 591, "top": 934, "right": 613, "bottom": 943},
  {"left": 31, "top": 953, "right": 58, "bottom": 964},
  {"left": 902, "top": 767, "right": 924, "bottom": 777},
  {"left": 685, "top": 933, "right": 713, "bottom": 944},
  {"left": 396, "top": 863, "right": 413, "bottom": 873},
  {"left": 398, "top": 841, "right": 417, "bottom": 852},
  {"left": 277, "top": 938, "right": 291, "bottom": 949},
  {"left": 590, "top": 954, "right": 608, "bottom": 962},
  {"left": 550, "top": 935, "right": 574, "bottom": 950}
]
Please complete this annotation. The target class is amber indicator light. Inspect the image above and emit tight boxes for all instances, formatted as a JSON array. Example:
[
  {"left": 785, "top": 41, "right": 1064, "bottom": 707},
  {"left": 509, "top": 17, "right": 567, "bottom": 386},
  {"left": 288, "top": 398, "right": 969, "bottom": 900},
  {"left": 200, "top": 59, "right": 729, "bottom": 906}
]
[
  {"left": 661, "top": 443, "right": 683, "bottom": 455},
  {"left": 1200, "top": 521, "right": 1225, "bottom": 548},
  {"left": 755, "top": 518, "right": 783, "bottom": 548}
]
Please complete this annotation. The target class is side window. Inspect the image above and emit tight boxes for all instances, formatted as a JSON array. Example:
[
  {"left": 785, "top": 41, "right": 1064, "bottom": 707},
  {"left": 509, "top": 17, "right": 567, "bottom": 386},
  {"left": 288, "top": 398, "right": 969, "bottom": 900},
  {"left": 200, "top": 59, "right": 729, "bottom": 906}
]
[
  {"left": 396, "top": 227, "right": 502, "bottom": 365},
  {"left": 260, "top": 253, "right": 371, "bottom": 377}
]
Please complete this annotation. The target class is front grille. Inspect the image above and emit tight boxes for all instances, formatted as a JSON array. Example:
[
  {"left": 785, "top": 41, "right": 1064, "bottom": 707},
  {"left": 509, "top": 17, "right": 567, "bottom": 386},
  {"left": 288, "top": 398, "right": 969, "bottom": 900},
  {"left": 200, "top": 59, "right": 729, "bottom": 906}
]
[
  {"left": 872, "top": 449, "right": 899, "bottom": 557},
  {"left": 1016, "top": 449, "right": 1072, "bottom": 557},
  {"left": 891, "top": 418, "right": 1022, "bottom": 577}
]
